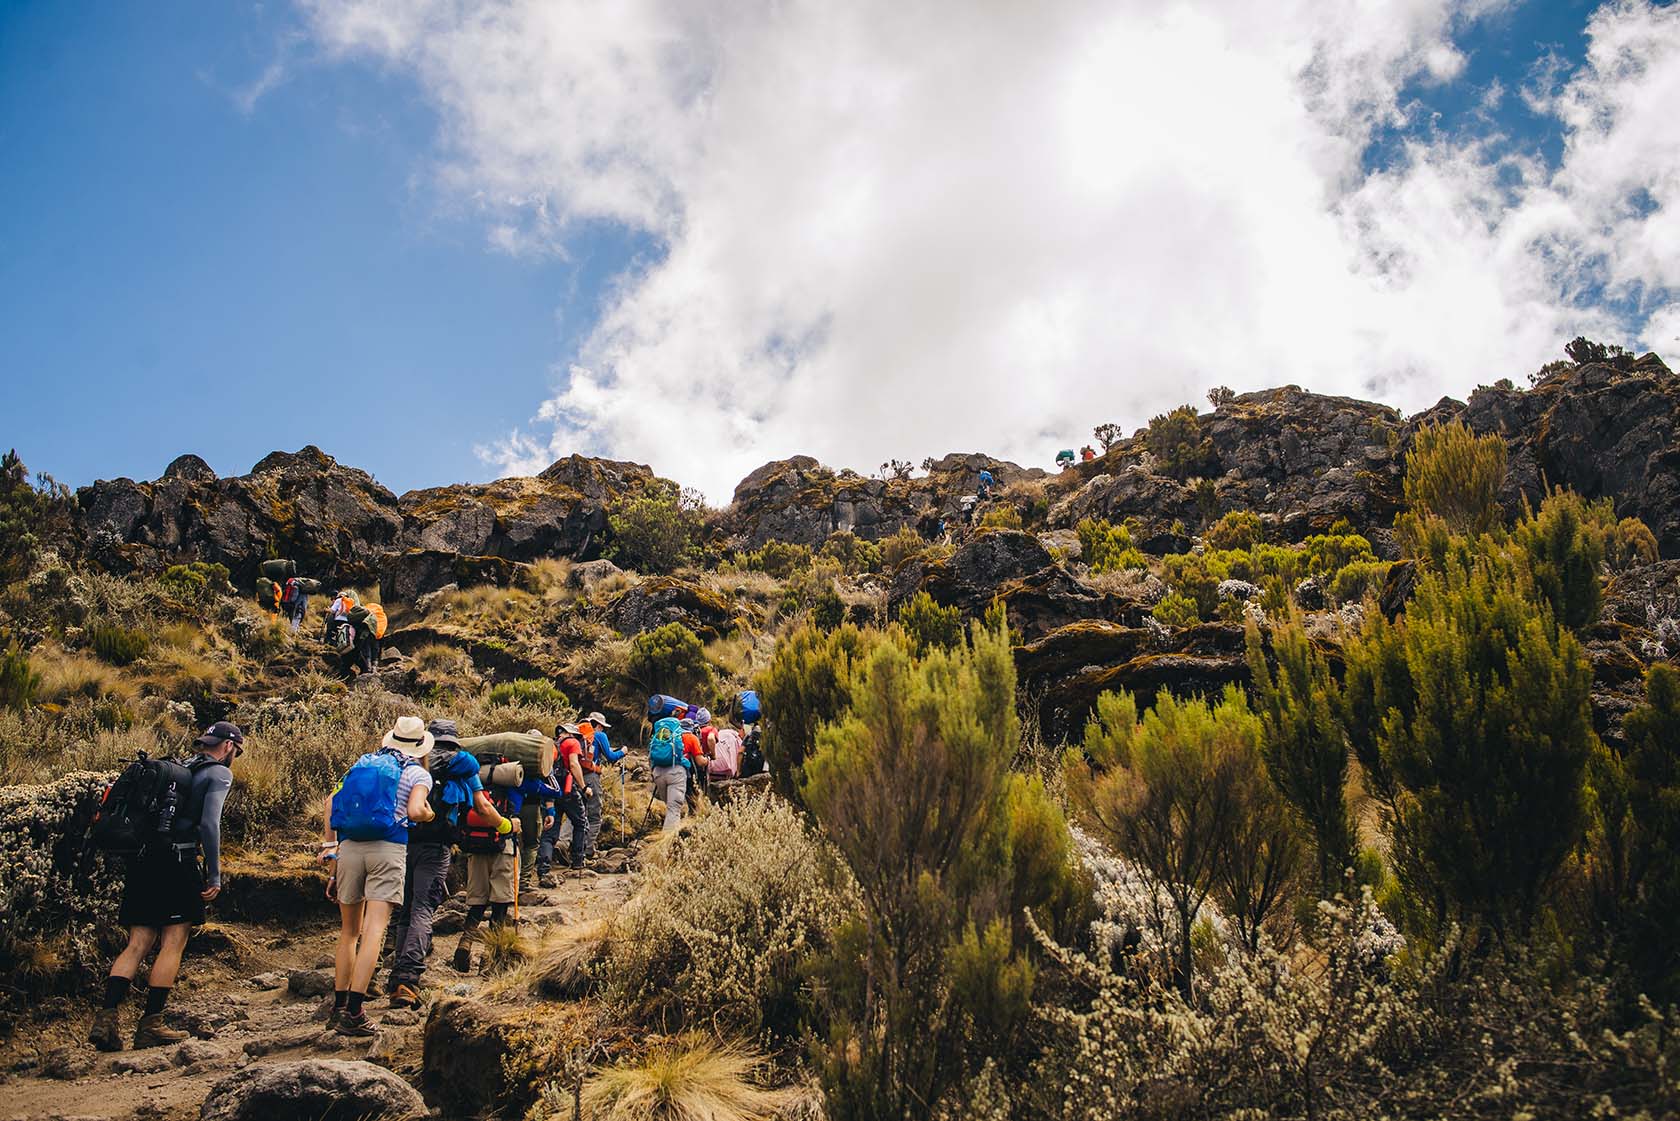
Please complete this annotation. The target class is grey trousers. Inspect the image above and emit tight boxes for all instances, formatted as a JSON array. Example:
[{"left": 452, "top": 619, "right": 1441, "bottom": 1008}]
[
  {"left": 583, "top": 771, "right": 604, "bottom": 856},
  {"left": 652, "top": 766, "right": 687, "bottom": 832},
  {"left": 390, "top": 842, "right": 452, "bottom": 987}
]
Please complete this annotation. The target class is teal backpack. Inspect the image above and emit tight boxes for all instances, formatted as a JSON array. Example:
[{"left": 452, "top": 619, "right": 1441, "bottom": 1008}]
[{"left": 649, "top": 718, "right": 684, "bottom": 768}]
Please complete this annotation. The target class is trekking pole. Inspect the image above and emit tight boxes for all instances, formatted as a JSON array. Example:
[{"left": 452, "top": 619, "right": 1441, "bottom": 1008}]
[{"left": 617, "top": 762, "right": 628, "bottom": 847}]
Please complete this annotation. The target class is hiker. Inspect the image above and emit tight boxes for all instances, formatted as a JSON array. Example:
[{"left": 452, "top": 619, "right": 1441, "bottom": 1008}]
[
  {"left": 516, "top": 766, "right": 552, "bottom": 896},
  {"left": 580, "top": 711, "right": 624, "bottom": 860},
  {"left": 739, "top": 723, "right": 767, "bottom": 778},
  {"left": 386, "top": 719, "right": 505, "bottom": 1009},
  {"left": 319, "top": 715, "right": 436, "bottom": 1036},
  {"left": 977, "top": 468, "right": 995, "bottom": 500},
  {"left": 648, "top": 716, "right": 695, "bottom": 832},
  {"left": 452, "top": 763, "right": 521, "bottom": 973},
  {"left": 1056, "top": 449, "right": 1076, "bottom": 469},
  {"left": 89, "top": 721, "right": 242, "bottom": 1052},
  {"left": 708, "top": 719, "right": 743, "bottom": 782},
  {"left": 549, "top": 723, "right": 591, "bottom": 876},
  {"left": 1081, "top": 445, "right": 1096, "bottom": 462},
  {"left": 280, "top": 576, "right": 308, "bottom": 634}
]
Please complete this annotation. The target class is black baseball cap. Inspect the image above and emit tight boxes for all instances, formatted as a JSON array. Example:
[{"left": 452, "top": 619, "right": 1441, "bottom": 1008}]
[{"left": 195, "top": 720, "right": 245, "bottom": 755}]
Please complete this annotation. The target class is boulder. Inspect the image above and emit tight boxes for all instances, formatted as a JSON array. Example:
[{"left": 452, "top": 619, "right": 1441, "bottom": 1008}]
[
  {"left": 380, "top": 549, "right": 530, "bottom": 603},
  {"left": 286, "top": 969, "right": 333, "bottom": 998},
  {"left": 889, "top": 529, "right": 1119, "bottom": 641},
  {"left": 199, "top": 1059, "right": 426, "bottom": 1121},
  {"left": 606, "top": 576, "right": 736, "bottom": 640},
  {"left": 568, "top": 558, "right": 624, "bottom": 590},
  {"left": 422, "top": 997, "right": 574, "bottom": 1119}
]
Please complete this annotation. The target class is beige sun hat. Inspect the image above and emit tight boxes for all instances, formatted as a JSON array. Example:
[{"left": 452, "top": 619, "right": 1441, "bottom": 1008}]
[
  {"left": 381, "top": 714, "right": 435, "bottom": 759},
  {"left": 587, "top": 711, "right": 611, "bottom": 729}
]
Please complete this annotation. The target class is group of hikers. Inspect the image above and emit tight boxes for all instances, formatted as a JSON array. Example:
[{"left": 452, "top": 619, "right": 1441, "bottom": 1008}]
[
  {"left": 86, "top": 695, "right": 766, "bottom": 1048},
  {"left": 254, "top": 560, "right": 387, "bottom": 673}
]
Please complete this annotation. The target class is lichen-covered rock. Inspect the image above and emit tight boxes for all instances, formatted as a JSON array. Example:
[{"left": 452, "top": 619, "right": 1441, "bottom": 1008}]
[
  {"left": 0, "top": 771, "right": 120, "bottom": 978},
  {"left": 606, "top": 577, "right": 736, "bottom": 640},
  {"left": 379, "top": 549, "right": 530, "bottom": 603},
  {"left": 422, "top": 997, "right": 576, "bottom": 1118},
  {"left": 199, "top": 1058, "right": 425, "bottom": 1121}
]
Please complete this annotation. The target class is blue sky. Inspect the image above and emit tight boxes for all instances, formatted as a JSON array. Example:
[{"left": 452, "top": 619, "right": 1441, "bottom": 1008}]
[{"left": 3, "top": 1, "right": 1676, "bottom": 500}]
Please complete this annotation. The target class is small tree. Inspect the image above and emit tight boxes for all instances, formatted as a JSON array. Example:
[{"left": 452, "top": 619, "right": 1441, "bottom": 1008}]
[
  {"left": 1564, "top": 336, "right": 1628, "bottom": 365},
  {"left": 754, "top": 621, "right": 882, "bottom": 804},
  {"left": 1621, "top": 664, "right": 1680, "bottom": 1003},
  {"left": 1093, "top": 422, "right": 1125, "bottom": 452},
  {"left": 1068, "top": 686, "right": 1295, "bottom": 996},
  {"left": 607, "top": 484, "right": 700, "bottom": 574},
  {"left": 1342, "top": 556, "right": 1594, "bottom": 939},
  {"left": 1400, "top": 420, "right": 1506, "bottom": 540},
  {"left": 804, "top": 610, "right": 1060, "bottom": 1120},
  {"left": 1510, "top": 488, "right": 1605, "bottom": 631},
  {"left": 1246, "top": 618, "right": 1356, "bottom": 893},
  {"left": 1207, "top": 385, "right": 1236, "bottom": 409},
  {"left": 0, "top": 450, "right": 71, "bottom": 584},
  {"left": 1144, "top": 405, "right": 1217, "bottom": 479},
  {"left": 1, "top": 640, "right": 39, "bottom": 712},
  {"left": 1206, "top": 510, "right": 1263, "bottom": 552},
  {"left": 880, "top": 459, "right": 913, "bottom": 481},
  {"left": 895, "top": 590, "right": 963, "bottom": 655},
  {"left": 1077, "top": 518, "right": 1145, "bottom": 573},
  {"left": 627, "top": 622, "right": 713, "bottom": 700}
]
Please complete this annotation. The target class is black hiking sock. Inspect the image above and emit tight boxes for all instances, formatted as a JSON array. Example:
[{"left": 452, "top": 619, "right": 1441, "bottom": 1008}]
[
  {"left": 143, "top": 986, "right": 170, "bottom": 1017},
  {"left": 334, "top": 990, "right": 349, "bottom": 1010},
  {"left": 346, "top": 991, "right": 366, "bottom": 1017},
  {"left": 489, "top": 902, "right": 510, "bottom": 926},
  {"left": 465, "top": 904, "right": 488, "bottom": 928},
  {"left": 102, "top": 975, "right": 133, "bottom": 1011}
]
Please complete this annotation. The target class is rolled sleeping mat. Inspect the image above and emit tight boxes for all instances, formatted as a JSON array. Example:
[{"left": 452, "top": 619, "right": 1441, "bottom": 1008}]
[
  {"left": 260, "top": 558, "right": 298, "bottom": 581},
  {"left": 294, "top": 577, "right": 323, "bottom": 595},
  {"left": 255, "top": 577, "right": 277, "bottom": 605},
  {"left": 646, "top": 694, "right": 695, "bottom": 720},
  {"left": 480, "top": 761, "right": 525, "bottom": 788},
  {"left": 461, "top": 731, "right": 555, "bottom": 778}
]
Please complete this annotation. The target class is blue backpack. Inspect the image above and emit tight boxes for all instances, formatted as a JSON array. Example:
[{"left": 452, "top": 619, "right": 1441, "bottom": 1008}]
[
  {"left": 331, "top": 751, "right": 403, "bottom": 841},
  {"left": 649, "top": 718, "right": 684, "bottom": 768},
  {"left": 738, "top": 690, "right": 761, "bottom": 724}
]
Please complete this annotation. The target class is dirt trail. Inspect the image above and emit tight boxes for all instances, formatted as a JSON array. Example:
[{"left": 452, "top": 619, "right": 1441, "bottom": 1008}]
[{"left": 1, "top": 848, "right": 639, "bottom": 1121}]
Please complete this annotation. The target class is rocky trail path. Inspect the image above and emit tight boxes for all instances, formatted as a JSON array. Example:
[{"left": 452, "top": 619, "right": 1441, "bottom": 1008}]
[{"left": 1, "top": 843, "right": 640, "bottom": 1121}]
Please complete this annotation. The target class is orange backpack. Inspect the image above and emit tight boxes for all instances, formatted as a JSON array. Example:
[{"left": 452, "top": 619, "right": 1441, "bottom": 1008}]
[{"left": 364, "top": 603, "right": 388, "bottom": 639}]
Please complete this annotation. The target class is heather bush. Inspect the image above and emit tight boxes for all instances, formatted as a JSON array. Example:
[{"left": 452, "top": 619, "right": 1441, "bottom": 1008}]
[
  {"left": 0, "top": 450, "right": 71, "bottom": 585},
  {"left": 740, "top": 539, "right": 813, "bottom": 578},
  {"left": 1, "top": 640, "right": 38, "bottom": 712},
  {"left": 603, "top": 794, "right": 859, "bottom": 1040},
  {"left": 627, "top": 621, "right": 713, "bottom": 699},
  {"left": 879, "top": 526, "right": 930, "bottom": 569},
  {"left": 1150, "top": 592, "right": 1199, "bottom": 628},
  {"left": 755, "top": 621, "right": 884, "bottom": 804},
  {"left": 1076, "top": 518, "right": 1146, "bottom": 573},
  {"left": 1143, "top": 405, "right": 1217, "bottom": 479},
  {"left": 895, "top": 590, "right": 963, "bottom": 654},
  {"left": 821, "top": 531, "right": 882, "bottom": 574},
  {"left": 88, "top": 621, "right": 150, "bottom": 666},
  {"left": 1343, "top": 555, "right": 1594, "bottom": 940},
  {"left": 606, "top": 484, "right": 701, "bottom": 574},
  {"left": 1204, "top": 509, "right": 1263, "bottom": 551},
  {"left": 485, "top": 677, "right": 572, "bottom": 710},
  {"left": 1399, "top": 420, "right": 1507, "bottom": 541},
  {"left": 157, "top": 561, "right": 232, "bottom": 603}
]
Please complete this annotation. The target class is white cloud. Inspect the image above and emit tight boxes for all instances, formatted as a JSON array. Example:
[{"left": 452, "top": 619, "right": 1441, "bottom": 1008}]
[{"left": 303, "top": 0, "right": 1680, "bottom": 501}]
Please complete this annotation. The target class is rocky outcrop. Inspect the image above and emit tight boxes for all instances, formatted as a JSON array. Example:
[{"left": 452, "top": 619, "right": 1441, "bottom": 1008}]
[
  {"left": 1412, "top": 354, "right": 1680, "bottom": 556},
  {"left": 606, "top": 577, "right": 736, "bottom": 640},
  {"left": 199, "top": 1058, "right": 426, "bottom": 1121},
  {"left": 726, "top": 454, "right": 1045, "bottom": 549},
  {"left": 422, "top": 997, "right": 574, "bottom": 1119},
  {"left": 888, "top": 530, "right": 1146, "bottom": 643},
  {"left": 78, "top": 446, "right": 404, "bottom": 586}
]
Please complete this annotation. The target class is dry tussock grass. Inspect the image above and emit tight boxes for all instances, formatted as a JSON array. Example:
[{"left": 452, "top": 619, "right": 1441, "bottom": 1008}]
[
  {"left": 32, "top": 647, "right": 135, "bottom": 705},
  {"left": 581, "top": 1035, "right": 796, "bottom": 1121}
]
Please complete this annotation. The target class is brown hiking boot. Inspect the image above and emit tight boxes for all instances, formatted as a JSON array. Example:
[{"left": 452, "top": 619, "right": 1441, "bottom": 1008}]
[
  {"left": 451, "top": 943, "right": 472, "bottom": 973},
  {"left": 390, "top": 983, "right": 420, "bottom": 1009},
  {"left": 132, "top": 1014, "right": 188, "bottom": 1048},
  {"left": 88, "top": 1008, "right": 123, "bottom": 1053},
  {"left": 335, "top": 1009, "right": 376, "bottom": 1037}
]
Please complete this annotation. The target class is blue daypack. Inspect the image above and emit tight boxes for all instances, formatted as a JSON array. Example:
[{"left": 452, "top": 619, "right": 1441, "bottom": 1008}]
[
  {"left": 738, "top": 690, "right": 761, "bottom": 724},
  {"left": 331, "top": 751, "right": 403, "bottom": 841},
  {"left": 649, "top": 718, "right": 684, "bottom": 768}
]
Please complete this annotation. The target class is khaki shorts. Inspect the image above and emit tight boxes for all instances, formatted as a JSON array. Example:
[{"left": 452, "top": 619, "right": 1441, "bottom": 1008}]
[
  {"left": 336, "top": 839, "right": 407, "bottom": 905},
  {"left": 465, "top": 850, "right": 519, "bottom": 905}
]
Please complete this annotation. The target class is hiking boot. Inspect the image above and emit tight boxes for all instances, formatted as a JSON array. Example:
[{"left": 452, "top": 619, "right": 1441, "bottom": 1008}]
[
  {"left": 88, "top": 1008, "right": 123, "bottom": 1053},
  {"left": 335, "top": 1009, "right": 376, "bottom": 1038},
  {"left": 451, "top": 945, "right": 472, "bottom": 974},
  {"left": 324, "top": 1005, "right": 342, "bottom": 1030},
  {"left": 390, "top": 983, "right": 420, "bottom": 1010},
  {"left": 133, "top": 1014, "right": 188, "bottom": 1049},
  {"left": 518, "top": 891, "right": 548, "bottom": 907},
  {"left": 536, "top": 871, "right": 556, "bottom": 888}
]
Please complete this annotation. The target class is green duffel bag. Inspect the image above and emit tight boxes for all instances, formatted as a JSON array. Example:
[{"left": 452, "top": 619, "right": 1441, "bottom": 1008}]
[
  {"left": 461, "top": 731, "right": 555, "bottom": 778},
  {"left": 260, "top": 559, "right": 297, "bottom": 581}
]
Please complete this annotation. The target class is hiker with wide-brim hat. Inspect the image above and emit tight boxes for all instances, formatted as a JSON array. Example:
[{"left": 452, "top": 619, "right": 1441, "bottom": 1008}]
[
  {"left": 320, "top": 715, "right": 436, "bottom": 1036},
  {"left": 578, "top": 712, "right": 624, "bottom": 863}
]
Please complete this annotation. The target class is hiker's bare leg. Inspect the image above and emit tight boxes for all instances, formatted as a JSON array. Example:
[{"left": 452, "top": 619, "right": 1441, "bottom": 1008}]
[
  {"left": 145, "top": 924, "right": 191, "bottom": 988},
  {"left": 111, "top": 926, "right": 159, "bottom": 980},
  {"left": 350, "top": 899, "right": 394, "bottom": 993},
  {"left": 335, "top": 902, "right": 364, "bottom": 992}
]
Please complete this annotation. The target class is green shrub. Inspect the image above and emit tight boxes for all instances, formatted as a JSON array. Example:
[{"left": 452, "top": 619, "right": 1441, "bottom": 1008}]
[
  {"left": 1, "top": 641, "right": 39, "bottom": 712},
  {"left": 606, "top": 485, "right": 701, "bottom": 574},
  {"left": 1328, "top": 560, "right": 1390, "bottom": 604},
  {"left": 158, "top": 562, "right": 232, "bottom": 602},
  {"left": 88, "top": 623, "right": 149, "bottom": 666},
  {"left": 804, "top": 608, "right": 1069, "bottom": 1119},
  {"left": 879, "top": 526, "right": 929, "bottom": 570},
  {"left": 741, "top": 539, "right": 813, "bottom": 578},
  {"left": 1077, "top": 518, "right": 1146, "bottom": 574},
  {"left": 812, "top": 588, "right": 846, "bottom": 630},
  {"left": 1246, "top": 618, "right": 1355, "bottom": 893},
  {"left": 0, "top": 451, "right": 71, "bottom": 585},
  {"left": 755, "top": 622, "right": 885, "bottom": 805},
  {"left": 822, "top": 532, "right": 882, "bottom": 574},
  {"left": 1151, "top": 592, "right": 1201, "bottom": 627},
  {"left": 1143, "top": 405, "right": 1217, "bottom": 479},
  {"left": 486, "top": 678, "right": 572, "bottom": 710},
  {"left": 896, "top": 590, "right": 964, "bottom": 654},
  {"left": 1400, "top": 420, "right": 1507, "bottom": 540},
  {"left": 977, "top": 506, "right": 1021, "bottom": 530},
  {"left": 1343, "top": 554, "right": 1594, "bottom": 939},
  {"left": 1205, "top": 510, "right": 1263, "bottom": 551},
  {"left": 627, "top": 622, "right": 712, "bottom": 700},
  {"left": 1068, "top": 685, "right": 1302, "bottom": 992}
]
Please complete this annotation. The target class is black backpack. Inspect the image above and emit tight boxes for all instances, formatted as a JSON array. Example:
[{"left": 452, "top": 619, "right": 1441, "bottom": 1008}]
[
  {"left": 90, "top": 752, "right": 196, "bottom": 856},
  {"left": 739, "top": 728, "right": 766, "bottom": 778}
]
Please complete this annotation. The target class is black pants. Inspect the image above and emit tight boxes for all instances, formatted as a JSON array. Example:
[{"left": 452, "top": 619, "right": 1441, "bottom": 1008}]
[{"left": 558, "top": 790, "right": 586, "bottom": 869}]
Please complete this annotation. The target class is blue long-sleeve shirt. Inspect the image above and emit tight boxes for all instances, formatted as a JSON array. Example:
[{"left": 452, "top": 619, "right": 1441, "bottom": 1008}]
[{"left": 592, "top": 729, "right": 624, "bottom": 765}]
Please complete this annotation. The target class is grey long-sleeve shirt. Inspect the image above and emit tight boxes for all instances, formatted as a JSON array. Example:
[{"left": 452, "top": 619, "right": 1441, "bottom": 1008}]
[{"left": 173, "top": 756, "right": 233, "bottom": 888}]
